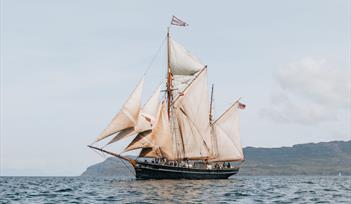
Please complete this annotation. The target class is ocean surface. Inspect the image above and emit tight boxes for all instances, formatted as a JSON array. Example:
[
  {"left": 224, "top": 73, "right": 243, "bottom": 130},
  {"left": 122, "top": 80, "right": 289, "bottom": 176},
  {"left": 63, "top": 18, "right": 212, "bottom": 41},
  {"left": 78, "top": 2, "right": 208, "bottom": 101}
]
[{"left": 0, "top": 176, "right": 350, "bottom": 203}]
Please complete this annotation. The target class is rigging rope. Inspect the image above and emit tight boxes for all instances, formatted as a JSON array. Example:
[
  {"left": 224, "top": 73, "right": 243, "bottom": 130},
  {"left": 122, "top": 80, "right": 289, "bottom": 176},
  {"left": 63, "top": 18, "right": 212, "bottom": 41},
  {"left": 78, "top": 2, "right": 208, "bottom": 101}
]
[
  {"left": 142, "top": 36, "right": 167, "bottom": 76},
  {"left": 119, "top": 157, "right": 136, "bottom": 176},
  {"left": 89, "top": 147, "right": 136, "bottom": 176}
]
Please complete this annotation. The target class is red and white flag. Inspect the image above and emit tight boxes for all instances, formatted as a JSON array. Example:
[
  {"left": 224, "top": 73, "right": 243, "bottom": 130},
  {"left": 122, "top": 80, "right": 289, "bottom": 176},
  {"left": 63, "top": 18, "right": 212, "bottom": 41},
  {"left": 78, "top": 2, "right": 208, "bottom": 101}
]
[
  {"left": 171, "top": 16, "right": 189, "bottom": 27},
  {"left": 238, "top": 102, "right": 246, "bottom": 109}
]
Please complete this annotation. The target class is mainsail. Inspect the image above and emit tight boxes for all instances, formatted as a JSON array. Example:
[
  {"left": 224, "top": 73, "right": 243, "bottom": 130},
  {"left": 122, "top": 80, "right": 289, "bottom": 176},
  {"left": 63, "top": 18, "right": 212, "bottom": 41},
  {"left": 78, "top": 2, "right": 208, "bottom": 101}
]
[{"left": 173, "top": 68, "right": 212, "bottom": 159}]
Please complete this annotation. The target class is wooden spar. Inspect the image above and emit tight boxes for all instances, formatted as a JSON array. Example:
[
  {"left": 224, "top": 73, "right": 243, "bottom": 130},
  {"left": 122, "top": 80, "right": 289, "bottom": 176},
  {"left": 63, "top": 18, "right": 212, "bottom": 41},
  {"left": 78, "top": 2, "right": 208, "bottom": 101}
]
[
  {"left": 209, "top": 84, "right": 214, "bottom": 124},
  {"left": 87, "top": 145, "right": 136, "bottom": 166},
  {"left": 166, "top": 27, "right": 172, "bottom": 119}
]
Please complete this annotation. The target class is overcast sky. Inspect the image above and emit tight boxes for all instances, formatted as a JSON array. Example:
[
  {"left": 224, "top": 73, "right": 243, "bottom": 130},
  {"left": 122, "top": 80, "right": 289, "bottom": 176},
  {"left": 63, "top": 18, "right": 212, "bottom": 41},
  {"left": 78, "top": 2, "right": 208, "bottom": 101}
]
[{"left": 1, "top": 0, "right": 350, "bottom": 176}]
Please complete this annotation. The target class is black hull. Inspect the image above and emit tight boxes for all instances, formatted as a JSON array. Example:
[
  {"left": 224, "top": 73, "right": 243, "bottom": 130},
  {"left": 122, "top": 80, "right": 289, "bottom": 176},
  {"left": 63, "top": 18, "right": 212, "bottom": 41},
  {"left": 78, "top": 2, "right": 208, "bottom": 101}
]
[{"left": 134, "top": 162, "right": 239, "bottom": 179}]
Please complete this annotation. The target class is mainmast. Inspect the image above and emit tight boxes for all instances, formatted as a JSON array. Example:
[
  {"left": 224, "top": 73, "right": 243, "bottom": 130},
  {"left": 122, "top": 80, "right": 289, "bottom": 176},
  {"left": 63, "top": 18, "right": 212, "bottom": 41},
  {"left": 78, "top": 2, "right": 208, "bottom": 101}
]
[
  {"left": 166, "top": 27, "right": 185, "bottom": 160},
  {"left": 166, "top": 27, "right": 179, "bottom": 160},
  {"left": 166, "top": 27, "right": 172, "bottom": 118}
]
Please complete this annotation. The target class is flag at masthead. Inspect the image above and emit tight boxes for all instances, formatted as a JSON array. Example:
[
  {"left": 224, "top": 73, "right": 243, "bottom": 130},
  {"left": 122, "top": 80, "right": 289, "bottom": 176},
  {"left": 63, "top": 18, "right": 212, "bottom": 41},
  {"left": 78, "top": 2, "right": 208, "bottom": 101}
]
[{"left": 171, "top": 16, "right": 189, "bottom": 26}]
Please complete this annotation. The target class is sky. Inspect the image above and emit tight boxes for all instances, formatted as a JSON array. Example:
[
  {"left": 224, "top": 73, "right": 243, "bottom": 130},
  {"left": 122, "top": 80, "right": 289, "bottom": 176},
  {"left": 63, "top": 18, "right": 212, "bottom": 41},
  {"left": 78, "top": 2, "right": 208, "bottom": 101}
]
[{"left": 0, "top": 0, "right": 350, "bottom": 176}]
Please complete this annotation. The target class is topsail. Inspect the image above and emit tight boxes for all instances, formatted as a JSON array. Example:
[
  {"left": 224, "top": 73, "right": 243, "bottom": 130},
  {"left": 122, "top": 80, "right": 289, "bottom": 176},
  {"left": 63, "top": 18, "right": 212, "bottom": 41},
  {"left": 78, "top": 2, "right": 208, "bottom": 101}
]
[
  {"left": 169, "top": 37, "right": 204, "bottom": 76},
  {"left": 169, "top": 37, "right": 205, "bottom": 97}
]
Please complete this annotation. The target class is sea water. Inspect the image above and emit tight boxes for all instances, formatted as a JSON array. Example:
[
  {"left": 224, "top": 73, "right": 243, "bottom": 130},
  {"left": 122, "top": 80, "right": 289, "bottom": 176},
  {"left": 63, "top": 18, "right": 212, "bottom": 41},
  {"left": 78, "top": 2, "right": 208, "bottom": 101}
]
[{"left": 0, "top": 176, "right": 350, "bottom": 203}]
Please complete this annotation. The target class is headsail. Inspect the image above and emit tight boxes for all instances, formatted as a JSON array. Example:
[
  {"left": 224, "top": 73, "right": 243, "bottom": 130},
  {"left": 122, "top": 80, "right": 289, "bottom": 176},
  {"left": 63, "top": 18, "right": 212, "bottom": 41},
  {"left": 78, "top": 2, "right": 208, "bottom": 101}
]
[
  {"left": 210, "top": 101, "right": 244, "bottom": 162},
  {"left": 135, "top": 85, "right": 161, "bottom": 132},
  {"left": 127, "top": 101, "right": 176, "bottom": 159},
  {"left": 95, "top": 79, "right": 144, "bottom": 142},
  {"left": 123, "top": 93, "right": 164, "bottom": 151},
  {"left": 107, "top": 85, "right": 161, "bottom": 145},
  {"left": 123, "top": 130, "right": 153, "bottom": 152}
]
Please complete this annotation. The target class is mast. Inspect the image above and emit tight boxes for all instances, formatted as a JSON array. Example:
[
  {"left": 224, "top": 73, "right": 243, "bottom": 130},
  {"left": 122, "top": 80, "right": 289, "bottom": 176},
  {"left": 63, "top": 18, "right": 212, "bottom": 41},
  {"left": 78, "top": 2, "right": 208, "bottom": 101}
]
[
  {"left": 166, "top": 27, "right": 180, "bottom": 159},
  {"left": 209, "top": 83, "right": 218, "bottom": 158},
  {"left": 209, "top": 84, "right": 214, "bottom": 124},
  {"left": 166, "top": 27, "right": 172, "bottom": 119}
]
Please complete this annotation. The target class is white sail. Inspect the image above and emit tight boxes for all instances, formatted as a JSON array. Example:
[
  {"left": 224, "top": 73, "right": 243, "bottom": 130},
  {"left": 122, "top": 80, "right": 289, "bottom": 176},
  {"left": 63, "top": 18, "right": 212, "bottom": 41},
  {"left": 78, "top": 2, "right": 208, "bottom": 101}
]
[
  {"left": 169, "top": 37, "right": 204, "bottom": 75},
  {"left": 106, "top": 127, "right": 135, "bottom": 145},
  {"left": 107, "top": 86, "right": 161, "bottom": 145},
  {"left": 173, "top": 69, "right": 212, "bottom": 159},
  {"left": 131, "top": 102, "right": 176, "bottom": 159},
  {"left": 95, "top": 79, "right": 144, "bottom": 142},
  {"left": 123, "top": 130, "right": 154, "bottom": 152},
  {"left": 138, "top": 147, "right": 160, "bottom": 158},
  {"left": 170, "top": 37, "right": 205, "bottom": 98},
  {"left": 172, "top": 75, "right": 195, "bottom": 96},
  {"left": 135, "top": 85, "right": 161, "bottom": 131},
  {"left": 210, "top": 101, "right": 244, "bottom": 162}
]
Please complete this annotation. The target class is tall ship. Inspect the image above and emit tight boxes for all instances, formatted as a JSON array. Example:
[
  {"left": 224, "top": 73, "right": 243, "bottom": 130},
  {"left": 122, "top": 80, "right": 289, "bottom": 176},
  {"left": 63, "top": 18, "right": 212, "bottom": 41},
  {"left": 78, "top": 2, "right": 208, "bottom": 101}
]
[{"left": 89, "top": 17, "right": 246, "bottom": 179}]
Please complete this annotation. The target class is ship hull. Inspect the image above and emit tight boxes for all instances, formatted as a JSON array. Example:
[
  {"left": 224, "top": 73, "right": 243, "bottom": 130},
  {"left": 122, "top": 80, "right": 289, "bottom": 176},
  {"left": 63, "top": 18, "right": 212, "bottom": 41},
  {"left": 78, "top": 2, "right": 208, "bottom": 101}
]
[{"left": 134, "top": 162, "right": 239, "bottom": 179}]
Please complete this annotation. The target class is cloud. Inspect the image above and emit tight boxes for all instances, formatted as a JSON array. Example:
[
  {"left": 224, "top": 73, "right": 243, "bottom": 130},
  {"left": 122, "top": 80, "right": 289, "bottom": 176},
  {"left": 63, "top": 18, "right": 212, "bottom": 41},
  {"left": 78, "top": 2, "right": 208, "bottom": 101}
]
[
  {"left": 277, "top": 57, "right": 350, "bottom": 108},
  {"left": 261, "top": 57, "right": 350, "bottom": 125}
]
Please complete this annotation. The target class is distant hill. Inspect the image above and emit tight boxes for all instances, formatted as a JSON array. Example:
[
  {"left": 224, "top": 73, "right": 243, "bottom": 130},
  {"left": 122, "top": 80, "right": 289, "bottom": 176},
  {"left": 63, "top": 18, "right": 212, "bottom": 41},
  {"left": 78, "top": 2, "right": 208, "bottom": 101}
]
[
  {"left": 240, "top": 140, "right": 351, "bottom": 175},
  {"left": 81, "top": 140, "right": 351, "bottom": 177},
  {"left": 81, "top": 156, "right": 136, "bottom": 177}
]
